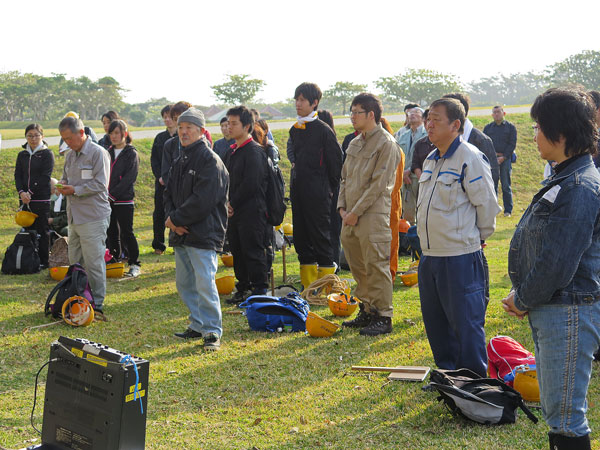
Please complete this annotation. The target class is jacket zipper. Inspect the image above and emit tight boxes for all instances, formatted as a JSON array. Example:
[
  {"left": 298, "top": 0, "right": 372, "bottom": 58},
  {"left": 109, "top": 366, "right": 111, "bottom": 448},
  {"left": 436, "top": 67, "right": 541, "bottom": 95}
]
[{"left": 424, "top": 159, "right": 445, "bottom": 249}]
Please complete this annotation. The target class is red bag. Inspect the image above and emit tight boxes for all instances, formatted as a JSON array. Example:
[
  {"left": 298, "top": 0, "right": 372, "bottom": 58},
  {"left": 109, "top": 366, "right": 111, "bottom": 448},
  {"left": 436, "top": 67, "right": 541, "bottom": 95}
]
[{"left": 487, "top": 336, "right": 536, "bottom": 386}]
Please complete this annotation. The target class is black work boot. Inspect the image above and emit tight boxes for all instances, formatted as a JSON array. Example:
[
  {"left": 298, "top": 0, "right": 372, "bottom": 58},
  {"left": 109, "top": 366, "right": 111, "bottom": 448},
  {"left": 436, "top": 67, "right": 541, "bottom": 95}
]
[
  {"left": 359, "top": 314, "right": 392, "bottom": 336},
  {"left": 549, "top": 432, "right": 591, "bottom": 450},
  {"left": 342, "top": 303, "right": 373, "bottom": 328},
  {"left": 226, "top": 290, "right": 248, "bottom": 305}
]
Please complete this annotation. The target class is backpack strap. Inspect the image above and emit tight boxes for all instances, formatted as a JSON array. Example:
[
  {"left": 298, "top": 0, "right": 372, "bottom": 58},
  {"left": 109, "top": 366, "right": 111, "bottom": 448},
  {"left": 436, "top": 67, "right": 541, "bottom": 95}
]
[
  {"left": 45, "top": 276, "right": 70, "bottom": 316},
  {"left": 71, "top": 265, "right": 80, "bottom": 292},
  {"left": 518, "top": 399, "right": 538, "bottom": 423}
]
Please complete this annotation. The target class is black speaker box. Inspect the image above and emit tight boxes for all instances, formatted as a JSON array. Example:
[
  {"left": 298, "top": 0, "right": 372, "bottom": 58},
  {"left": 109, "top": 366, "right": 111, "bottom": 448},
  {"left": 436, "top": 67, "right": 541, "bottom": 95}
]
[{"left": 38, "top": 336, "right": 149, "bottom": 450}]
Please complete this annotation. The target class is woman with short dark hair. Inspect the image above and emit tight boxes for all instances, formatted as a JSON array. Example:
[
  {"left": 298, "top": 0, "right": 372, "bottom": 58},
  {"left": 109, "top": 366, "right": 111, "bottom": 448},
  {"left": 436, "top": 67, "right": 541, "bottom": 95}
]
[
  {"left": 14, "top": 124, "right": 55, "bottom": 269},
  {"left": 106, "top": 119, "right": 141, "bottom": 277},
  {"left": 503, "top": 87, "right": 600, "bottom": 449}
]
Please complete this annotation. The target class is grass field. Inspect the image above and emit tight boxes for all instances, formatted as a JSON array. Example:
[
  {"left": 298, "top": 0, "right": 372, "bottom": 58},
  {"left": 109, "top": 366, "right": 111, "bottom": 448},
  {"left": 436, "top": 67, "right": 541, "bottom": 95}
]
[{"left": 0, "top": 115, "right": 598, "bottom": 450}]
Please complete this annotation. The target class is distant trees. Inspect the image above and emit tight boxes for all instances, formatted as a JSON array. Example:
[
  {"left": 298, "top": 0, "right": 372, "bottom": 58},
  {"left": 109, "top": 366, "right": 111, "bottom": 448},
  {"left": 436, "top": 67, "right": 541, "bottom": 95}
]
[
  {"left": 468, "top": 72, "right": 547, "bottom": 106},
  {"left": 1, "top": 50, "right": 599, "bottom": 125},
  {"left": 211, "top": 74, "right": 265, "bottom": 105},
  {"left": 323, "top": 81, "right": 367, "bottom": 115},
  {"left": 546, "top": 50, "right": 600, "bottom": 90},
  {"left": 375, "top": 69, "right": 463, "bottom": 107},
  {"left": 0, "top": 71, "right": 125, "bottom": 121}
]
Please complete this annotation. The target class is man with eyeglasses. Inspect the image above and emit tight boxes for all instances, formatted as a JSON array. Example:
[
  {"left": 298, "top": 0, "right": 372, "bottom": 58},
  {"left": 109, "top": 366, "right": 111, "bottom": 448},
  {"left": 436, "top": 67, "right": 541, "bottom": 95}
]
[
  {"left": 338, "top": 93, "right": 401, "bottom": 336},
  {"left": 396, "top": 107, "right": 427, "bottom": 224}
]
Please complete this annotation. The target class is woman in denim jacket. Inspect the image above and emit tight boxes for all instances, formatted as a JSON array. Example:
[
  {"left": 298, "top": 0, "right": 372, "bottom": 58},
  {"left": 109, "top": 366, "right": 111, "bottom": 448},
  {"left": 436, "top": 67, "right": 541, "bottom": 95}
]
[{"left": 502, "top": 88, "right": 600, "bottom": 450}]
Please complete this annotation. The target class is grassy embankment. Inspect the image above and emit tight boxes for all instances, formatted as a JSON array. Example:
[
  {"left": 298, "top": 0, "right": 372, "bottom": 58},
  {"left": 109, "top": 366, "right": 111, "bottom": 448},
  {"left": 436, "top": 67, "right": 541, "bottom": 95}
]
[{"left": 1, "top": 114, "right": 598, "bottom": 449}]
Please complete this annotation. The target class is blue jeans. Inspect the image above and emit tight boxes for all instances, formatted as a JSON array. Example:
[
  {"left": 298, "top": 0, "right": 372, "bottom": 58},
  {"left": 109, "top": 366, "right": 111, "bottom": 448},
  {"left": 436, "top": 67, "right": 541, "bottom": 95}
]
[
  {"left": 499, "top": 159, "right": 512, "bottom": 214},
  {"left": 418, "top": 251, "right": 487, "bottom": 377},
  {"left": 174, "top": 246, "right": 222, "bottom": 337},
  {"left": 528, "top": 302, "right": 600, "bottom": 436}
]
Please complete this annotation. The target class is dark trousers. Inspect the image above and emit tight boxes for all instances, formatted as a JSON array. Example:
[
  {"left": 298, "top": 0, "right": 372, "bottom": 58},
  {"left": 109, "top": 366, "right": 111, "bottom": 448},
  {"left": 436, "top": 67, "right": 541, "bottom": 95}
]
[
  {"left": 499, "top": 159, "right": 513, "bottom": 214},
  {"left": 330, "top": 186, "right": 342, "bottom": 267},
  {"left": 152, "top": 180, "right": 166, "bottom": 251},
  {"left": 25, "top": 201, "right": 50, "bottom": 266},
  {"left": 418, "top": 251, "right": 487, "bottom": 377},
  {"left": 227, "top": 211, "right": 268, "bottom": 293},
  {"left": 265, "top": 225, "right": 274, "bottom": 276},
  {"left": 291, "top": 187, "right": 333, "bottom": 266},
  {"left": 107, "top": 204, "right": 140, "bottom": 266},
  {"left": 482, "top": 249, "right": 490, "bottom": 307}
]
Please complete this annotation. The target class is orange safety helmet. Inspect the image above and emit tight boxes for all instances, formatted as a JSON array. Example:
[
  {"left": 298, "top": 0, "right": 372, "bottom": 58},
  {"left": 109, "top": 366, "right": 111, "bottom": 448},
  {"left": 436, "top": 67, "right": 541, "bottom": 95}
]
[
  {"left": 61, "top": 296, "right": 95, "bottom": 326},
  {"left": 398, "top": 219, "right": 411, "bottom": 234},
  {"left": 327, "top": 293, "right": 359, "bottom": 317},
  {"left": 221, "top": 254, "right": 234, "bottom": 267}
]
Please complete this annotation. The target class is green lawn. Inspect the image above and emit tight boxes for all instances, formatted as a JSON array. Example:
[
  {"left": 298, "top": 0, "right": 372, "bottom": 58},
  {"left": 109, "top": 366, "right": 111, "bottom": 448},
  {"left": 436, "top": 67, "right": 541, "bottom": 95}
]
[{"left": 1, "top": 115, "right": 598, "bottom": 449}]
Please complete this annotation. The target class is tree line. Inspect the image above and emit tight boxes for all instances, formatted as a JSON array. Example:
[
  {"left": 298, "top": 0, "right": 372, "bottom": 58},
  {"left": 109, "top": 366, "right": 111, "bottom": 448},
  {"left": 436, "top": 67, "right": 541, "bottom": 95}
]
[{"left": 1, "top": 50, "right": 598, "bottom": 124}]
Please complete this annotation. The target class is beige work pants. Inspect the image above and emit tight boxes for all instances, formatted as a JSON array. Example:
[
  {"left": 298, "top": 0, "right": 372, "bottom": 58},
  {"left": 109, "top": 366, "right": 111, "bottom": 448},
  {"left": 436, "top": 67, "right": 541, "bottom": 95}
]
[
  {"left": 401, "top": 174, "right": 419, "bottom": 224},
  {"left": 341, "top": 212, "right": 394, "bottom": 317}
]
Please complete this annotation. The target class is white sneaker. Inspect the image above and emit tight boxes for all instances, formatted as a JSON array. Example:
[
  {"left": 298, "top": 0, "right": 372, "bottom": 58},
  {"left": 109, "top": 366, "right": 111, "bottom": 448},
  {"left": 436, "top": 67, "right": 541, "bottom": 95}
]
[{"left": 126, "top": 264, "right": 141, "bottom": 278}]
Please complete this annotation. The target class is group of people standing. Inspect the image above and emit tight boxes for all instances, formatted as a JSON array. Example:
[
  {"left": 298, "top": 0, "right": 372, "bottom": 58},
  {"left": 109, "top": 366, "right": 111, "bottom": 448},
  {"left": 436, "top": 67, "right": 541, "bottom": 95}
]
[
  {"left": 11, "top": 82, "right": 600, "bottom": 448},
  {"left": 14, "top": 112, "right": 142, "bottom": 320}
]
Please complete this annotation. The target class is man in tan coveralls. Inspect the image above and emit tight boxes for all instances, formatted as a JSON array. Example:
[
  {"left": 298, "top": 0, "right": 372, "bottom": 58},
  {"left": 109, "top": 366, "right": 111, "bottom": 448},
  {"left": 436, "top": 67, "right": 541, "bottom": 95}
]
[{"left": 338, "top": 93, "right": 402, "bottom": 336}]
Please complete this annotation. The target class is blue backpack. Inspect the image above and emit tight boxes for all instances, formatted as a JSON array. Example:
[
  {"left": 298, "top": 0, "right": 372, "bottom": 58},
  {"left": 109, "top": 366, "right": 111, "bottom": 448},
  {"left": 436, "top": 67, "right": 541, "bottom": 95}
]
[{"left": 239, "top": 292, "right": 309, "bottom": 332}]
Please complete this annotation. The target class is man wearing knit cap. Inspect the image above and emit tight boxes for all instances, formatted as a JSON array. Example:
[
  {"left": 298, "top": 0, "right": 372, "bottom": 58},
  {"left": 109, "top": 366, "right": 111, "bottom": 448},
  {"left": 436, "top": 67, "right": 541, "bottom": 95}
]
[{"left": 164, "top": 107, "right": 229, "bottom": 351}]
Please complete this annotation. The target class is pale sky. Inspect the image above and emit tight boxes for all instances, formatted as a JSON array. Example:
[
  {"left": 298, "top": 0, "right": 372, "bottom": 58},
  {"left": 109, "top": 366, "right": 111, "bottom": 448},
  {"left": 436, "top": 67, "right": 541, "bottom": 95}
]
[{"left": 1, "top": 0, "right": 599, "bottom": 106}]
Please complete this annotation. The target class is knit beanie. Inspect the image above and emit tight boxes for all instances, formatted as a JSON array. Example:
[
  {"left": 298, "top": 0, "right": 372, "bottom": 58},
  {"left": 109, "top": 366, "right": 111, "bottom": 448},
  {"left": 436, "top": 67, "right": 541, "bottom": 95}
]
[{"left": 177, "top": 107, "right": 205, "bottom": 129}]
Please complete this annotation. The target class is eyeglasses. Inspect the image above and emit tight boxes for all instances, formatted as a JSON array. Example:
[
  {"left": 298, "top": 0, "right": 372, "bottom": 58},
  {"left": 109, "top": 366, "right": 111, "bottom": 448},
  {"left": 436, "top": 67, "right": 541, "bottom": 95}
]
[
  {"left": 532, "top": 124, "right": 540, "bottom": 134},
  {"left": 26, "top": 134, "right": 42, "bottom": 138},
  {"left": 350, "top": 110, "right": 368, "bottom": 117}
]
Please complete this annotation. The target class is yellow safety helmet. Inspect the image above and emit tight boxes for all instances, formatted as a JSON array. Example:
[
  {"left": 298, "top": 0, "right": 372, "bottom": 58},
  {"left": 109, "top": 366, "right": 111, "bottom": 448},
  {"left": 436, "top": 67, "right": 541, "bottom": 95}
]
[
  {"left": 61, "top": 296, "right": 95, "bottom": 326},
  {"left": 15, "top": 210, "right": 38, "bottom": 227},
  {"left": 400, "top": 271, "right": 418, "bottom": 287},
  {"left": 64, "top": 111, "right": 79, "bottom": 119},
  {"left": 283, "top": 223, "right": 293, "bottom": 236},
  {"left": 221, "top": 253, "right": 234, "bottom": 267},
  {"left": 49, "top": 265, "right": 69, "bottom": 281},
  {"left": 327, "top": 293, "right": 359, "bottom": 317},
  {"left": 305, "top": 311, "right": 340, "bottom": 338},
  {"left": 106, "top": 262, "right": 125, "bottom": 278},
  {"left": 215, "top": 275, "right": 235, "bottom": 294},
  {"left": 513, "top": 365, "right": 540, "bottom": 402}
]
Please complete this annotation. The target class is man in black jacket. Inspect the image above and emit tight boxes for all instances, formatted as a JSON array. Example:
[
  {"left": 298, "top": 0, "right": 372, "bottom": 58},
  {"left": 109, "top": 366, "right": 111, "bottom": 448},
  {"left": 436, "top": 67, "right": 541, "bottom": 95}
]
[
  {"left": 164, "top": 108, "right": 229, "bottom": 351},
  {"left": 150, "top": 104, "right": 175, "bottom": 254},
  {"left": 224, "top": 106, "right": 269, "bottom": 304},
  {"left": 161, "top": 101, "right": 192, "bottom": 187},
  {"left": 484, "top": 106, "right": 518, "bottom": 216},
  {"left": 289, "top": 82, "right": 343, "bottom": 288}
]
